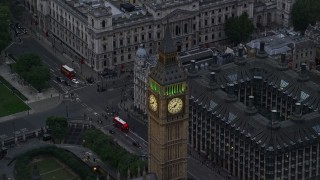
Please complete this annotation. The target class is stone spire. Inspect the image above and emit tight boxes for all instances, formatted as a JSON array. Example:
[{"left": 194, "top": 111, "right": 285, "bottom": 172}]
[{"left": 158, "top": 20, "right": 176, "bottom": 54}]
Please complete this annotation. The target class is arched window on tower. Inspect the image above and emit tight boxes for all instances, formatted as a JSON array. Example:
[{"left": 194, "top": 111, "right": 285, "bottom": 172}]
[
  {"left": 102, "top": 20, "right": 106, "bottom": 28},
  {"left": 91, "top": 19, "right": 94, "bottom": 27}
]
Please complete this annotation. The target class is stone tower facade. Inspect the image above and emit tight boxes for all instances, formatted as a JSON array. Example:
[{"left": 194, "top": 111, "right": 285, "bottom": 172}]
[{"left": 147, "top": 21, "right": 189, "bottom": 180}]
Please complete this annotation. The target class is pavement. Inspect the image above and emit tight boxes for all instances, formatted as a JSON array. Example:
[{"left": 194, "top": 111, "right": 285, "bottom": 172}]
[{"left": 0, "top": 63, "right": 61, "bottom": 123}]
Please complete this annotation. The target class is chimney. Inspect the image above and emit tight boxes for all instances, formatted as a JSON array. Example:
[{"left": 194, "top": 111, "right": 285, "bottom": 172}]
[
  {"left": 212, "top": 54, "right": 218, "bottom": 64},
  {"left": 188, "top": 59, "right": 199, "bottom": 78},
  {"left": 209, "top": 53, "right": 221, "bottom": 72},
  {"left": 301, "top": 63, "right": 307, "bottom": 75},
  {"left": 248, "top": 95, "right": 254, "bottom": 107},
  {"left": 225, "top": 83, "right": 237, "bottom": 102},
  {"left": 210, "top": 72, "right": 216, "bottom": 83},
  {"left": 228, "top": 83, "right": 235, "bottom": 97},
  {"left": 208, "top": 71, "right": 219, "bottom": 90},
  {"left": 245, "top": 95, "right": 257, "bottom": 115},
  {"left": 291, "top": 102, "right": 305, "bottom": 123},
  {"left": 298, "top": 62, "right": 309, "bottom": 82},
  {"left": 281, "top": 54, "right": 286, "bottom": 64},
  {"left": 259, "top": 41, "right": 265, "bottom": 53},
  {"left": 271, "top": 109, "right": 277, "bottom": 122},
  {"left": 238, "top": 46, "right": 244, "bottom": 58},
  {"left": 295, "top": 102, "right": 302, "bottom": 115},
  {"left": 190, "top": 60, "right": 196, "bottom": 72},
  {"left": 269, "top": 109, "right": 281, "bottom": 129}
]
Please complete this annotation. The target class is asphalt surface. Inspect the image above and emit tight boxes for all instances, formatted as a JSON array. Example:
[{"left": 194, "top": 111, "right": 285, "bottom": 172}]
[{"left": 0, "top": 21, "right": 236, "bottom": 180}]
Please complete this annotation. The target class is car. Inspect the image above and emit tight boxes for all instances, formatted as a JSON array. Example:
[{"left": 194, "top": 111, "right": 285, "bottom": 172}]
[
  {"left": 64, "top": 80, "right": 71, "bottom": 86},
  {"left": 132, "top": 141, "right": 141, "bottom": 148},
  {"left": 56, "top": 76, "right": 65, "bottom": 83},
  {"left": 109, "top": 130, "right": 115, "bottom": 134},
  {"left": 72, "top": 78, "right": 79, "bottom": 84}
]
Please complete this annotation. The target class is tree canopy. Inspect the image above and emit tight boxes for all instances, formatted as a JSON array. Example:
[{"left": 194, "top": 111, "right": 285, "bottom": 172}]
[
  {"left": 224, "top": 12, "right": 254, "bottom": 44},
  {"left": 46, "top": 116, "right": 68, "bottom": 143},
  {"left": 291, "top": 0, "right": 320, "bottom": 32},
  {"left": 14, "top": 54, "right": 50, "bottom": 92},
  {"left": 0, "top": 5, "right": 11, "bottom": 52}
]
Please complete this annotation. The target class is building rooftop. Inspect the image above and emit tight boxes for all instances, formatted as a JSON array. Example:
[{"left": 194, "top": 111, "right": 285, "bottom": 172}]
[{"left": 188, "top": 49, "right": 320, "bottom": 152}]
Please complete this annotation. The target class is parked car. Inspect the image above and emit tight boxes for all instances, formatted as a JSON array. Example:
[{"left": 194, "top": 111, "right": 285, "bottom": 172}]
[
  {"left": 132, "top": 141, "right": 141, "bottom": 148},
  {"left": 72, "top": 78, "right": 79, "bottom": 84},
  {"left": 64, "top": 80, "right": 71, "bottom": 86},
  {"left": 56, "top": 76, "right": 65, "bottom": 83}
]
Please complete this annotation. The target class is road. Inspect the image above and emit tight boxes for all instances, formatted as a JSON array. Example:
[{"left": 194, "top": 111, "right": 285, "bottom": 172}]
[{"left": 1, "top": 27, "right": 231, "bottom": 180}]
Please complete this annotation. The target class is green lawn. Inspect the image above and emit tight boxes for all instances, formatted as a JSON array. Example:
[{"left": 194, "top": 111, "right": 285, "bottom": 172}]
[
  {"left": 29, "top": 158, "right": 61, "bottom": 174},
  {"left": 29, "top": 158, "right": 77, "bottom": 180},
  {"left": 0, "top": 83, "right": 30, "bottom": 117},
  {"left": 40, "top": 168, "right": 75, "bottom": 180}
]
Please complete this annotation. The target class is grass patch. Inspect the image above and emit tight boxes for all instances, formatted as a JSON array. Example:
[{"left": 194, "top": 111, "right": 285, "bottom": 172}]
[
  {"left": 0, "top": 75, "right": 28, "bottom": 101},
  {"left": 0, "top": 83, "right": 30, "bottom": 117},
  {"left": 29, "top": 158, "right": 76, "bottom": 180},
  {"left": 41, "top": 168, "right": 75, "bottom": 180},
  {"left": 29, "top": 158, "right": 61, "bottom": 174}
]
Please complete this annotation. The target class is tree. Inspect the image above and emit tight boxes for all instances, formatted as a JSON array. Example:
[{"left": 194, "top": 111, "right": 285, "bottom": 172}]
[
  {"left": 0, "top": 5, "right": 11, "bottom": 52},
  {"left": 14, "top": 53, "right": 50, "bottom": 92},
  {"left": 46, "top": 116, "right": 68, "bottom": 143},
  {"left": 224, "top": 12, "right": 254, "bottom": 44},
  {"left": 291, "top": 0, "right": 320, "bottom": 32},
  {"left": 15, "top": 54, "right": 42, "bottom": 74},
  {"left": 26, "top": 66, "right": 50, "bottom": 91}
]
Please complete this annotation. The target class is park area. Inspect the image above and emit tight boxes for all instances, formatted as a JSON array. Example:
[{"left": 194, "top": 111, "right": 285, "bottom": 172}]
[
  {"left": 0, "top": 82, "right": 29, "bottom": 117},
  {"left": 29, "top": 158, "right": 78, "bottom": 180}
]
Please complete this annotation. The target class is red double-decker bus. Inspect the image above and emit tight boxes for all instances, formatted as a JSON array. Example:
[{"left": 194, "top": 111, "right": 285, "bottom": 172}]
[
  {"left": 61, "top": 65, "right": 75, "bottom": 80},
  {"left": 113, "top": 116, "right": 129, "bottom": 132}
]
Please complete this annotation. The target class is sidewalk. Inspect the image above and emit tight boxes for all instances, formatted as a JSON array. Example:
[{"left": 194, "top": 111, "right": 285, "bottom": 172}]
[{"left": 0, "top": 64, "right": 61, "bottom": 122}]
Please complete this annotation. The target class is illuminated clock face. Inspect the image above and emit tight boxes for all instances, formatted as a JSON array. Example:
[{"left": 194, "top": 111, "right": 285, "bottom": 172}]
[
  {"left": 149, "top": 94, "right": 158, "bottom": 111},
  {"left": 168, "top": 98, "right": 183, "bottom": 114}
]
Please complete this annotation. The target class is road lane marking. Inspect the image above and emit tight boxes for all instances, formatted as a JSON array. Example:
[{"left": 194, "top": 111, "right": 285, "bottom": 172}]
[
  {"left": 130, "top": 131, "right": 147, "bottom": 144},
  {"left": 87, "top": 107, "right": 93, "bottom": 111},
  {"left": 50, "top": 69, "right": 55, "bottom": 72},
  {"left": 81, "top": 103, "right": 87, "bottom": 107}
]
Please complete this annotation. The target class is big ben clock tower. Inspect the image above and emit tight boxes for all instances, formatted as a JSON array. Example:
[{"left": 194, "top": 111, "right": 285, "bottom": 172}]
[{"left": 147, "top": 22, "right": 188, "bottom": 180}]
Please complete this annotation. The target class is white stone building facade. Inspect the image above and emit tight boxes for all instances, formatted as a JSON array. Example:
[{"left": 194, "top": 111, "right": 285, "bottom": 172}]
[
  {"left": 23, "top": 0, "right": 296, "bottom": 72},
  {"left": 24, "top": 0, "right": 255, "bottom": 72}
]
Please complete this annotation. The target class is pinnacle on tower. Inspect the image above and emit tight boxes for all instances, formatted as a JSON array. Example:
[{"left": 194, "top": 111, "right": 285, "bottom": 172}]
[{"left": 158, "top": 20, "right": 176, "bottom": 54}]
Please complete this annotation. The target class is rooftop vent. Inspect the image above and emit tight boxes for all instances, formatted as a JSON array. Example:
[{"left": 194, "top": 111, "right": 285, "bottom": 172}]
[
  {"left": 256, "top": 41, "right": 268, "bottom": 59},
  {"left": 207, "top": 72, "right": 219, "bottom": 91},
  {"left": 269, "top": 110, "right": 281, "bottom": 130},
  {"left": 245, "top": 95, "right": 257, "bottom": 115},
  {"left": 225, "top": 83, "right": 237, "bottom": 103},
  {"left": 187, "top": 60, "right": 198, "bottom": 78}
]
